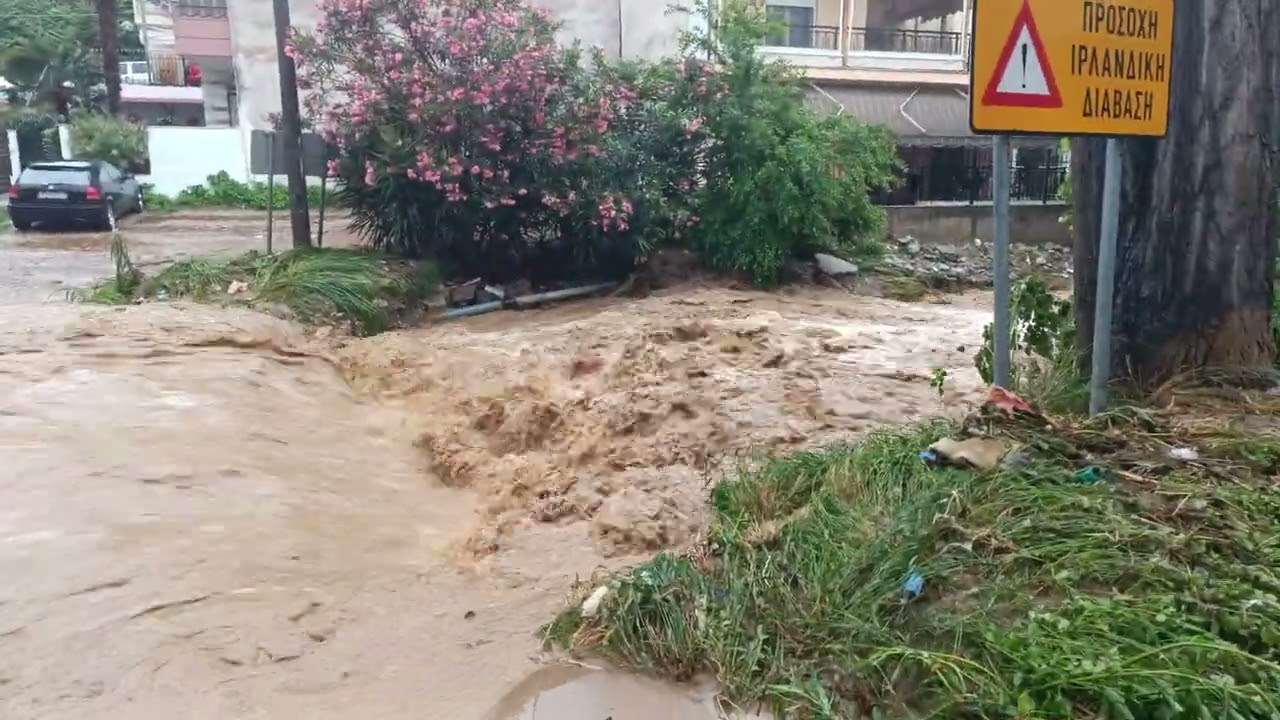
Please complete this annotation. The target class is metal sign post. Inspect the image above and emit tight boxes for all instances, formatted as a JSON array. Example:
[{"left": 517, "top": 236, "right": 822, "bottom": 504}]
[
  {"left": 1088, "top": 139, "right": 1123, "bottom": 415},
  {"left": 968, "top": 0, "right": 1175, "bottom": 411},
  {"left": 251, "top": 130, "right": 335, "bottom": 251},
  {"left": 317, "top": 175, "right": 327, "bottom": 249},
  {"left": 265, "top": 133, "right": 275, "bottom": 254},
  {"left": 991, "top": 135, "right": 1012, "bottom": 387}
]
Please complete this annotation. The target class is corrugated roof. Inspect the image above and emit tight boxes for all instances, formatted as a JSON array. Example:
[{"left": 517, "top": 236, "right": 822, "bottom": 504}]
[{"left": 808, "top": 84, "right": 1057, "bottom": 148}]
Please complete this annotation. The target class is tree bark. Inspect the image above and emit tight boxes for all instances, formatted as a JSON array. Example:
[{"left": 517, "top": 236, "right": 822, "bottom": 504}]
[
  {"left": 1073, "top": 0, "right": 1280, "bottom": 386},
  {"left": 97, "top": 0, "right": 121, "bottom": 115}
]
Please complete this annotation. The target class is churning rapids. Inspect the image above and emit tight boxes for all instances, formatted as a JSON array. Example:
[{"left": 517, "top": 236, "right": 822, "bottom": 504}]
[{"left": 0, "top": 217, "right": 989, "bottom": 719}]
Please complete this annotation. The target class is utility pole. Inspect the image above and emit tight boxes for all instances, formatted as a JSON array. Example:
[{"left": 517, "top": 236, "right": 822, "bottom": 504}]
[
  {"left": 272, "top": 0, "right": 312, "bottom": 248},
  {"left": 97, "top": 0, "right": 122, "bottom": 115}
]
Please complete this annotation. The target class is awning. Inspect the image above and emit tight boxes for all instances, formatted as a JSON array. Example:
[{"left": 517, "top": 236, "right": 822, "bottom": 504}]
[
  {"left": 870, "top": 0, "right": 964, "bottom": 26},
  {"left": 808, "top": 83, "right": 1058, "bottom": 149}
]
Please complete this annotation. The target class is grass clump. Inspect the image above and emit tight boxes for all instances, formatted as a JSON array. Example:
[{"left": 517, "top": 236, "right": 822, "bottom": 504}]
[
  {"left": 547, "top": 392, "right": 1280, "bottom": 719},
  {"left": 74, "top": 236, "right": 434, "bottom": 335},
  {"left": 142, "top": 171, "right": 337, "bottom": 213}
]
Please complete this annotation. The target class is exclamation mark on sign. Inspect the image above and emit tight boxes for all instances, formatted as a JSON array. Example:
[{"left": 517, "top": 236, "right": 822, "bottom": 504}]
[{"left": 1020, "top": 43, "right": 1028, "bottom": 88}]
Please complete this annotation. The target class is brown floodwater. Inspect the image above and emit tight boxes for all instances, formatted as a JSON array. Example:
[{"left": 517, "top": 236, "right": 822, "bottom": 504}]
[{"left": 0, "top": 219, "right": 992, "bottom": 719}]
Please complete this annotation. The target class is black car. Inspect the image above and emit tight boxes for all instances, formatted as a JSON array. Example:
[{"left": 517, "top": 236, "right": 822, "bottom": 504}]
[{"left": 6, "top": 160, "right": 144, "bottom": 232}]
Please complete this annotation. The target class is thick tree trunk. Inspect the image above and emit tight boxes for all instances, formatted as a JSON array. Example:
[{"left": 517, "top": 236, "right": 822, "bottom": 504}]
[
  {"left": 98, "top": 0, "right": 121, "bottom": 115},
  {"left": 1073, "top": 0, "right": 1280, "bottom": 386}
]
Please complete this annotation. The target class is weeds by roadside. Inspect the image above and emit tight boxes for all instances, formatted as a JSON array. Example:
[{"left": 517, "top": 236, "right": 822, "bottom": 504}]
[
  {"left": 70, "top": 235, "right": 436, "bottom": 335},
  {"left": 142, "top": 172, "right": 337, "bottom": 213}
]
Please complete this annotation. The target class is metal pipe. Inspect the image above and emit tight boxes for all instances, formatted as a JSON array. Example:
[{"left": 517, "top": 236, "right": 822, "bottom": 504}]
[
  {"left": 441, "top": 282, "right": 617, "bottom": 320},
  {"left": 810, "top": 83, "right": 845, "bottom": 115},
  {"left": 899, "top": 87, "right": 927, "bottom": 134}
]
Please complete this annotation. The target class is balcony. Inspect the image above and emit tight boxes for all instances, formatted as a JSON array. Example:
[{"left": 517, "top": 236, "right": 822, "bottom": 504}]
[
  {"left": 172, "top": 0, "right": 231, "bottom": 59},
  {"left": 765, "top": 23, "right": 841, "bottom": 51},
  {"left": 850, "top": 27, "right": 961, "bottom": 55},
  {"left": 118, "top": 49, "right": 200, "bottom": 87},
  {"left": 759, "top": 0, "right": 969, "bottom": 78}
]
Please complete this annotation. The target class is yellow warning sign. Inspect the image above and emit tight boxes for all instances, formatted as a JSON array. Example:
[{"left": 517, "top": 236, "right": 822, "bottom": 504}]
[{"left": 969, "top": 0, "right": 1175, "bottom": 137}]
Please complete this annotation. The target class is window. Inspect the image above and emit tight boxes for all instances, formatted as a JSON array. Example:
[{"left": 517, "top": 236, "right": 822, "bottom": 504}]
[
  {"left": 19, "top": 166, "right": 91, "bottom": 187},
  {"left": 765, "top": 3, "right": 817, "bottom": 48}
]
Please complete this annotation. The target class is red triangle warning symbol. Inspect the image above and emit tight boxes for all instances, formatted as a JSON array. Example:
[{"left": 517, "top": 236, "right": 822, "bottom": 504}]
[{"left": 982, "top": 0, "right": 1062, "bottom": 109}]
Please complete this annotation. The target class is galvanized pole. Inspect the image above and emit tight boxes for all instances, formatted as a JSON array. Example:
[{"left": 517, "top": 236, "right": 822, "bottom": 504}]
[
  {"left": 1088, "top": 138, "right": 1123, "bottom": 416},
  {"left": 991, "top": 134, "right": 1012, "bottom": 388},
  {"left": 265, "top": 133, "right": 275, "bottom": 254},
  {"left": 317, "top": 175, "right": 326, "bottom": 248}
]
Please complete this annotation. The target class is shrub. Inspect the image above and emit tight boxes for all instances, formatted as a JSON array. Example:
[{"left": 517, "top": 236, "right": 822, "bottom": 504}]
[
  {"left": 143, "top": 171, "right": 333, "bottom": 211},
  {"left": 667, "top": 0, "right": 899, "bottom": 284},
  {"left": 69, "top": 111, "right": 148, "bottom": 172},
  {"left": 291, "top": 0, "right": 658, "bottom": 285}
]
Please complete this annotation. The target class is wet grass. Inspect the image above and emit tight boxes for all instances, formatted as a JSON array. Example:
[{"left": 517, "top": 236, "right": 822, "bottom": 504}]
[
  {"left": 73, "top": 234, "right": 438, "bottom": 335},
  {"left": 546, "top": 378, "right": 1280, "bottom": 718}
]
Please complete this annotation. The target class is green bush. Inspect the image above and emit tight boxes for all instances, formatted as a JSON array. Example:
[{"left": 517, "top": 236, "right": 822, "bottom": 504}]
[
  {"left": 69, "top": 111, "right": 148, "bottom": 171},
  {"left": 143, "top": 172, "right": 334, "bottom": 211},
  {"left": 673, "top": 0, "right": 897, "bottom": 284},
  {"left": 975, "top": 276, "right": 1085, "bottom": 413}
]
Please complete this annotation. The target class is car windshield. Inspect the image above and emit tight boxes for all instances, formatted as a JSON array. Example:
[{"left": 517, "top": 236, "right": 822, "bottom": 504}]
[{"left": 20, "top": 167, "right": 91, "bottom": 186}]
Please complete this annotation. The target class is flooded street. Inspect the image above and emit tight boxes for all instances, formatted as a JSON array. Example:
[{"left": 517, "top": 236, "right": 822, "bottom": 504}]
[{"left": 0, "top": 214, "right": 992, "bottom": 719}]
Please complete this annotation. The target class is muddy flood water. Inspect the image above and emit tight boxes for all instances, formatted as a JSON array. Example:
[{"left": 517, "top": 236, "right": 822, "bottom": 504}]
[{"left": 0, "top": 215, "right": 991, "bottom": 719}]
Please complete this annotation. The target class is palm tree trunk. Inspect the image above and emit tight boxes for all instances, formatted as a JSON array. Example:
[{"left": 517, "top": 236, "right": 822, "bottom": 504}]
[{"left": 97, "top": 0, "right": 121, "bottom": 114}]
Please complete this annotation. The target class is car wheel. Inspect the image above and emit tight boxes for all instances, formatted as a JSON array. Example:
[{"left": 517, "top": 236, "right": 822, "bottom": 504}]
[
  {"left": 101, "top": 203, "right": 118, "bottom": 232},
  {"left": 135, "top": 189, "right": 145, "bottom": 214},
  {"left": 10, "top": 216, "right": 32, "bottom": 231}
]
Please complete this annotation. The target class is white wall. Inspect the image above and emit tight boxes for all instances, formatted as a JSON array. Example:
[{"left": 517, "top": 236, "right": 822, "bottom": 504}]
[
  {"left": 6, "top": 130, "right": 19, "bottom": 181},
  {"left": 55, "top": 122, "right": 327, "bottom": 195},
  {"left": 138, "top": 126, "right": 249, "bottom": 195}
]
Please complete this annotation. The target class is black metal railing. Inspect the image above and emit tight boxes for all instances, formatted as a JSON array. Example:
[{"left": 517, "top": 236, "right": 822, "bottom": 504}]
[
  {"left": 174, "top": 0, "right": 228, "bottom": 18},
  {"left": 764, "top": 24, "right": 841, "bottom": 51},
  {"left": 95, "top": 50, "right": 196, "bottom": 87},
  {"left": 888, "top": 163, "right": 1068, "bottom": 205},
  {"left": 849, "top": 27, "right": 962, "bottom": 55}
]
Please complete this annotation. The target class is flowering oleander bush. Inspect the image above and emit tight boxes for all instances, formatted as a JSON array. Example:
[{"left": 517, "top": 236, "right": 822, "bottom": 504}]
[
  {"left": 291, "top": 0, "right": 897, "bottom": 287},
  {"left": 291, "top": 0, "right": 672, "bottom": 283}
]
